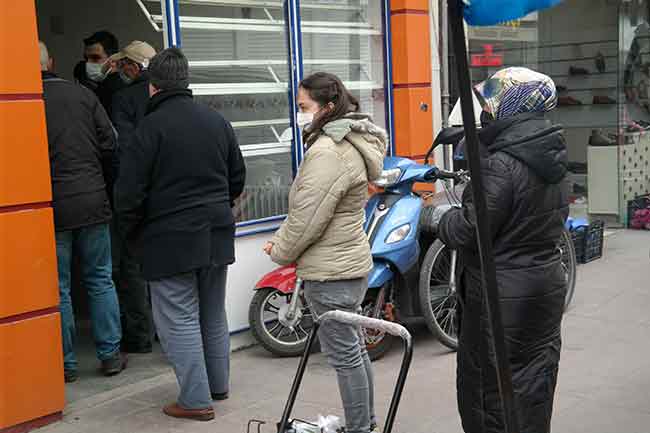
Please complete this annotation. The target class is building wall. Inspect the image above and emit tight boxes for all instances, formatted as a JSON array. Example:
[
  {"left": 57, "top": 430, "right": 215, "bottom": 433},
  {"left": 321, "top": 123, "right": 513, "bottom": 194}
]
[{"left": 0, "top": 1, "right": 65, "bottom": 432}]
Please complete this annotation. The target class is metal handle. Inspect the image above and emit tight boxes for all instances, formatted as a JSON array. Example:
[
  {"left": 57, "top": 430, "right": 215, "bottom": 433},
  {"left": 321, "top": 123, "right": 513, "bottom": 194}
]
[{"left": 277, "top": 311, "right": 413, "bottom": 433}]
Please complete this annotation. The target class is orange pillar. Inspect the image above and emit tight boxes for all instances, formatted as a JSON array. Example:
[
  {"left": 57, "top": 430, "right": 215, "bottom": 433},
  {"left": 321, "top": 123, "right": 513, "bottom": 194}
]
[
  {"left": 0, "top": 2, "right": 65, "bottom": 432},
  {"left": 390, "top": 0, "right": 434, "bottom": 161}
]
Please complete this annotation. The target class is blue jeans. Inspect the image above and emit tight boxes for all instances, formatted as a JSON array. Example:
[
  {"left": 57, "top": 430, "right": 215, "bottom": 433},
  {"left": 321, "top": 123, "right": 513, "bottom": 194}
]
[{"left": 56, "top": 223, "right": 122, "bottom": 371}]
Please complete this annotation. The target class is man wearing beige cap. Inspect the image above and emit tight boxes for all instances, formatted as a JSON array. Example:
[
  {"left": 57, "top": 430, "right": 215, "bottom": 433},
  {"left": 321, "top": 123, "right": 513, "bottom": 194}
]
[{"left": 110, "top": 40, "right": 157, "bottom": 355}]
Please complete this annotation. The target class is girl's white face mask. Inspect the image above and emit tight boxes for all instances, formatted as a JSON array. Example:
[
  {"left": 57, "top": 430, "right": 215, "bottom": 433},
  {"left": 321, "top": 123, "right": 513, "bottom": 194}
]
[{"left": 296, "top": 111, "right": 314, "bottom": 129}]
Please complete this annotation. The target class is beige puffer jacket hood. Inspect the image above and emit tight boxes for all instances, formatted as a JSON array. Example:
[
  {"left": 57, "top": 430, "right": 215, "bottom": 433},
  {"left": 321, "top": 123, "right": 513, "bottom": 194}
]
[{"left": 270, "top": 113, "right": 387, "bottom": 281}]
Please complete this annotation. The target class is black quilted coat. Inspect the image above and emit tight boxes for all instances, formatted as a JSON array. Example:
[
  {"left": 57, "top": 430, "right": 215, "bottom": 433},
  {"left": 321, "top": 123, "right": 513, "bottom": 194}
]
[{"left": 438, "top": 112, "right": 569, "bottom": 433}]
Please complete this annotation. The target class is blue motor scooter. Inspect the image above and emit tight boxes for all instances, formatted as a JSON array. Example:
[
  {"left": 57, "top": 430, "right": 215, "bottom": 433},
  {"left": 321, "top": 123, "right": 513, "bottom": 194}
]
[{"left": 249, "top": 128, "right": 469, "bottom": 359}]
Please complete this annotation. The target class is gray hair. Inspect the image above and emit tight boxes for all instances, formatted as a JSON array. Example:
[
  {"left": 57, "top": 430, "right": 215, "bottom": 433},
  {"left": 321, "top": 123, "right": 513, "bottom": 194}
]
[
  {"left": 39, "top": 41, "right": 50, "bottom": 71},
  {"left": 148, "top": 47, "right": 189, "bottom": 91}
]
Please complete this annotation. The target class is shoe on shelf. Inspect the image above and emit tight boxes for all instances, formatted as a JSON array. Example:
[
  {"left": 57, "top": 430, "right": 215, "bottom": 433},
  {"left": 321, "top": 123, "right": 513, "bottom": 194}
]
[
  {"left": 589, "top": 129, "right": 616, "bottom": 146},
  {"left": 556, "top": 84, "right": 568, "bottom": 93},
  {"left": 101, "top": 352, "right": 128, "bottom": 377},
  {"left": 163, "top": 403, "right": 215, "bottom": 421},
  {"left": 64, "top": 370, "right": 78, "bottom": 383},
  {"left": 593, "top": 95, "right": 616, "bottom": 105},
  {"left": 558, "top": 95, "right": 583, "bottom": 106},
  {"left": 595, "top": 51, "right": 606, "bottom": 73},
  {"left": 569, "top": 66, "right": 590, "bottom": 76},
  {"left": 211, "top": 392, "right": 229, "bottom": 401}
]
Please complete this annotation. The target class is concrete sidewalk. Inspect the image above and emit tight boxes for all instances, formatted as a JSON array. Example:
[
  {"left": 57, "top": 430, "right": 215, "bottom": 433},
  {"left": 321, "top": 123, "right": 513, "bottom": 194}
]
[{"left": 37, "top": 230, "right": 650, "bottom": 433}]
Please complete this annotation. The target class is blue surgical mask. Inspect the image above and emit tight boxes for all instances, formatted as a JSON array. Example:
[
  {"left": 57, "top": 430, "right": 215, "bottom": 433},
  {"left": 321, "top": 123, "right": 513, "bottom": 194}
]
[{"left": 119, "top": 70, "right": 134, "bottom": 85}]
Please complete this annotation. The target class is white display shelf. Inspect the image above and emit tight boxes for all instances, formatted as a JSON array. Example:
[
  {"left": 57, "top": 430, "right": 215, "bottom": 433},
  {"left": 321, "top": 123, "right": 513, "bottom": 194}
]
[
  {"left": 190, "top": 80, "right": 382, "bottom": 95},
  {"left": 148, "top": 0, "right": 364, "bottom": 11}
]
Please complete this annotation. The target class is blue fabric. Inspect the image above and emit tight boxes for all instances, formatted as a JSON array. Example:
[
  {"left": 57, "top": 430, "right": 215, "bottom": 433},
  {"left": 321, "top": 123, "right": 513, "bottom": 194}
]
[
  {"left": 464, "top": 0, "right": 564, "bottom": 26},
  {"left": 56, "top": 224, "right": 122, "bottom": 371}
]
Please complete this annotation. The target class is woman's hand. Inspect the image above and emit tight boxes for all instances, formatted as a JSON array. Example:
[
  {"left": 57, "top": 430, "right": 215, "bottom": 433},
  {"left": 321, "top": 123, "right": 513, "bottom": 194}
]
[{"left": 263, "top": 242, "right": 274, "bottom": 256}]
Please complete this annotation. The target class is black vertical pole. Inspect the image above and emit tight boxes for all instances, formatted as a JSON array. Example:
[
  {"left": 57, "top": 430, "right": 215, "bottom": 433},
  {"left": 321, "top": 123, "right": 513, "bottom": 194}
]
[{"left": 447, "top": 2, "right": 520, "bottom": 433}]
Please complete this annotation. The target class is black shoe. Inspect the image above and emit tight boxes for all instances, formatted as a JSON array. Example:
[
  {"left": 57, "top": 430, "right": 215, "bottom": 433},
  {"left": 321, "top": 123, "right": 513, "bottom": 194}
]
[
  {"left": 569, "top": 66, "right": 590, "bottom": 76},
  {"left": 211, "top": 392, "right": 229, "bottom": 401},
  {"left": 101, "top": 352, "right": 128, "bottom": 376},
  {"left": 64, "top": 370, "right": 78, "bottom": 383}
]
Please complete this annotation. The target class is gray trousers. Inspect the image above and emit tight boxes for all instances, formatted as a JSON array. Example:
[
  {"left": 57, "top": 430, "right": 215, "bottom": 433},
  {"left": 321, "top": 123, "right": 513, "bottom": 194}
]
[
  {"left": 150, "top": 264, "right": 230, "bottom": 409},
  {"left": 304, "top": 278, "right": 376, "bottom": 433}
]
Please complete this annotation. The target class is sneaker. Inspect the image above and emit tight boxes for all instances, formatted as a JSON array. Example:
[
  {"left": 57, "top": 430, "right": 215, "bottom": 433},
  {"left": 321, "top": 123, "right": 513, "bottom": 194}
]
[
  {"left": 64, "top": 370, "right": 78, "bottom": 383},
  {"left": 163, "top": 402, "right": 215, "bottom": 421},
  {"left": 101, "top": 352, "right": 128, "bottom": 376},
  {"left": 211, "top": 392, "right": 229, "bottom": 401}
]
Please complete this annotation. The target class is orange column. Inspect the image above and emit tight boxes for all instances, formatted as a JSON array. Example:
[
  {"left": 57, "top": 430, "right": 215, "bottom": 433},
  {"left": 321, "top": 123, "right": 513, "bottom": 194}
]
[
  {"left": 0, "top": 2, "right": 65, "bottom": 432},
  {"left": 390, "top": 0, "right": 434, "bottom": 161}
]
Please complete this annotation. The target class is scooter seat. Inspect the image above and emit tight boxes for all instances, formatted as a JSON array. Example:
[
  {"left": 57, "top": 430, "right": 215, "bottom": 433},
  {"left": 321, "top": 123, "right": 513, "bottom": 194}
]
[{"left": 435, "top": 127, "right": 465, "bottom": 146}]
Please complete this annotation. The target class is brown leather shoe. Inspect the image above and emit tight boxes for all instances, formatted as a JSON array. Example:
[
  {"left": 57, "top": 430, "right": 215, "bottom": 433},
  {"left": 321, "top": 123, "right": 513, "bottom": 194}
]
[{"left": 163, "top": 402, "right": 215, "bottom": 421}]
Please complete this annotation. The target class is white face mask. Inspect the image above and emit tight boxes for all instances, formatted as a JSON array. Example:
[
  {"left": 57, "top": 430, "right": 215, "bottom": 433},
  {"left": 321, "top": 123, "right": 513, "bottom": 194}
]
[
  {"left": 296, "top": 111, "right": 314, "bottom": 129},
  {"left": 86, "top": 62, "right": 107, "bottom": 82}
]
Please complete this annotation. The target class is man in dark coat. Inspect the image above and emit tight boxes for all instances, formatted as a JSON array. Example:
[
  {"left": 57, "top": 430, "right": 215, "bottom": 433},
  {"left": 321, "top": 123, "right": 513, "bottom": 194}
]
[
  {"left": 108, "top": 40, "right": 157, "bottom": 354},
  {"left": 73, "top": 30, "right": 126, "bottom": 118},
  {"left": 40, "top": 41, "right": 126, "bottom": 383},
  {"left": 115, "top": 48, "right": 246, "bottom": 421},
  {"left": 436, "top": 68, "right": 569, "bottom": 433}
]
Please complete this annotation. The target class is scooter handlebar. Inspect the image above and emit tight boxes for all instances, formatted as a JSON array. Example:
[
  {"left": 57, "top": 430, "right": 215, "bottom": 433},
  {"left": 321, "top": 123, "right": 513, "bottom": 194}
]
[{"left": 424, "top": 167, "right": 467, "bottom": 182}]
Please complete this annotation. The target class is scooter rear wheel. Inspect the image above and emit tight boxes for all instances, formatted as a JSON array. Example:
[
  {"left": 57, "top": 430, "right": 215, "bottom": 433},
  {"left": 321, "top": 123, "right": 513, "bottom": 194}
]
[{"left": 419, "top": 240, "right": 460, "bottom": 351}]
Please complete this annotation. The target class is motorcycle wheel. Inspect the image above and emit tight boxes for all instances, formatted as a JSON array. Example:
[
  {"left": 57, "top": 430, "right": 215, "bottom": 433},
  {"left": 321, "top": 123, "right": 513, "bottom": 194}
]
[
  {"left": 249, "top": 288, "right": 314, "bottom": 357},
  {"left": 559, "top": 227, "right": 577, "bottom": 311},
  {"left": 362, "top": 286, "right": 395, "bottom": 361},
  {"left": 419, "top": 240, "right": 459, "bottom": 351}
]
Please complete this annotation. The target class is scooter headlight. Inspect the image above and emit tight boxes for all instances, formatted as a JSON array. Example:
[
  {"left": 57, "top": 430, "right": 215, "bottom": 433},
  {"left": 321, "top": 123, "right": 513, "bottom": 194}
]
[
  {"left": 374, "top": 168, "right": 402, "bottom": 187},
  {"left": 386, "top": 223, "right": 411, "bottom": 244}
]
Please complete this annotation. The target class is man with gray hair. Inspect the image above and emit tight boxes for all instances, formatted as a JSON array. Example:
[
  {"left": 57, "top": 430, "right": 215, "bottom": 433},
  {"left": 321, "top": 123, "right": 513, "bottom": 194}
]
[
  {"left": 40, "top": 41, "right": 126, "bottom": 383},
  {"left": 116, "top": 48, "right": 246, "bottom": 421}
]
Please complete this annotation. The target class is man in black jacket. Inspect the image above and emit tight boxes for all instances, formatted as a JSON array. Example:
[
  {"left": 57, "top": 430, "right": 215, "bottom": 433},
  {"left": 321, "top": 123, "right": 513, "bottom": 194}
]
[
  {"left": 40, "top": 42, "right": 126, "bottom": 383},
  {"left": 108, "top": 40, "right": 157, "bottom": 354},
  {"left": 116, "top": 48, "right": 245, "bottom": 421},
  {"left": 73, "top": 31, "right": 126, "bottom": 118}
]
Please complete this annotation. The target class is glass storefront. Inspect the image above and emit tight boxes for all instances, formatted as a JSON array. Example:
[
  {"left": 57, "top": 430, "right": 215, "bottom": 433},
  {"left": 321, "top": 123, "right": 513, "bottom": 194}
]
[
  {"left": 451, "top": 0, "right": 650, "bottom": 224},
  {"left": 172, "top": 0, "right": 392, "bottom": 224}
]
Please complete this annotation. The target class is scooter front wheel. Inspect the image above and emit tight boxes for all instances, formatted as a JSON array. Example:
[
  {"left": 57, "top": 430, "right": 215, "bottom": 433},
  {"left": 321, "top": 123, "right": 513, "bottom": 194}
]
[{"left": 249, "top": 288, "right": 315, "bottom": 357}]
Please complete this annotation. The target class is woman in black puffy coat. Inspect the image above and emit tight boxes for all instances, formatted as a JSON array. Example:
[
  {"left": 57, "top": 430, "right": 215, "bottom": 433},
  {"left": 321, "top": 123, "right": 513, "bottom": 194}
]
[{"left": 437, "top": 67, "right": 569, "bottom": 433}]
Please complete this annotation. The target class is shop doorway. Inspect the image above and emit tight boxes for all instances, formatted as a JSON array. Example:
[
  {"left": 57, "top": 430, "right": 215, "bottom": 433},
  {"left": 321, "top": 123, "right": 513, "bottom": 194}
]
[{"left": 35, "top": 0, "right": 169, "bottom": 403}]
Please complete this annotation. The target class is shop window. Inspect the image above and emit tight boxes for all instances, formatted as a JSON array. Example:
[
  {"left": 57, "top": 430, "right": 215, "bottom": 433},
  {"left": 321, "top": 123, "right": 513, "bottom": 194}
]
[
  {"left": 299, "top": 0, "right": 389, "bottom": 132},
  {"left": 162, "top": 0, "right": 392, "bottom": 225},
  {"left": 169, "top": 0, "right": 294, "bottom": 223}
]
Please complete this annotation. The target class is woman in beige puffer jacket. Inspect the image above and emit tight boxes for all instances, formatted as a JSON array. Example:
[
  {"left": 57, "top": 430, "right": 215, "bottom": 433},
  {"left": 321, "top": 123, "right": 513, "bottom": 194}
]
[{"left": 264, "top": 72, "right": 387, "bottom": 433}]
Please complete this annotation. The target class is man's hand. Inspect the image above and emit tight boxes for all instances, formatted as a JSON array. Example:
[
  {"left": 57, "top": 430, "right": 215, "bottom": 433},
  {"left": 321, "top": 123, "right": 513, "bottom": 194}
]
[{"left": 263, "top": 242, "right": 274, "bottom": 256}]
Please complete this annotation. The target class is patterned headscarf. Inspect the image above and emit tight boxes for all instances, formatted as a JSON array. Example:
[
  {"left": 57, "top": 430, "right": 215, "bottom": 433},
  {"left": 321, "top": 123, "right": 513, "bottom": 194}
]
[{"left": 475, "top": 67, "right": 557, "bottom": 120}]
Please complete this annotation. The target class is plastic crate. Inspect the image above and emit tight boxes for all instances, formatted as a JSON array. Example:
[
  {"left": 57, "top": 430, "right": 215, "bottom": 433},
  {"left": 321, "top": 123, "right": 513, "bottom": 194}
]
[
  {"left": 571, "top": 229, "right": 585, "bottom": 263},
  {"left": 572, "top": 221, "right": 605, "bottom": 264},
  {"left": 571, "top": 221, "right": 605, "bottom": 264}
]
